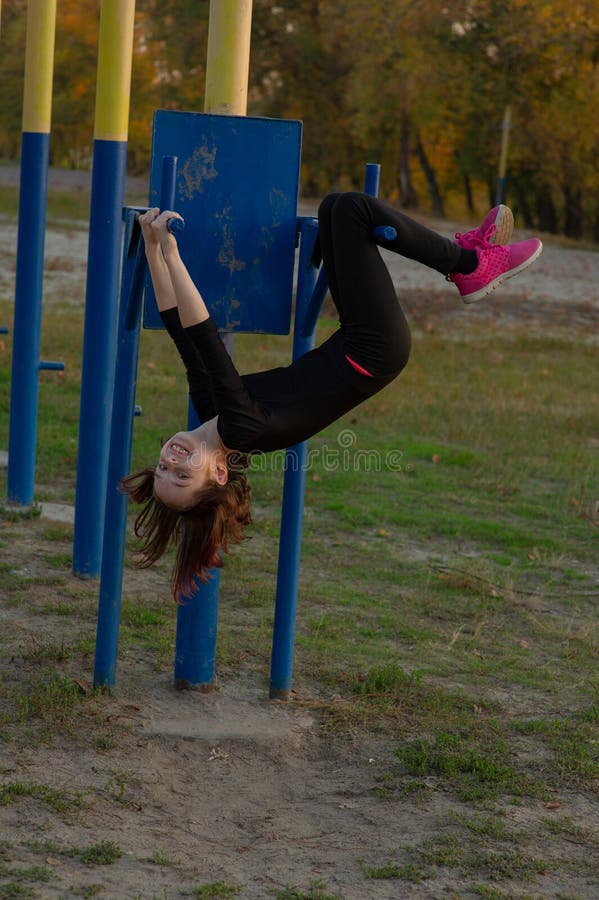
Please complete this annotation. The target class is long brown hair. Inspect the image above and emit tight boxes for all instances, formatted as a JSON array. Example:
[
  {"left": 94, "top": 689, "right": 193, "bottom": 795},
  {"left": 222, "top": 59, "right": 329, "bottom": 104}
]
[{"left": 119, "top": 465, "right": 251, "bottom": 602}]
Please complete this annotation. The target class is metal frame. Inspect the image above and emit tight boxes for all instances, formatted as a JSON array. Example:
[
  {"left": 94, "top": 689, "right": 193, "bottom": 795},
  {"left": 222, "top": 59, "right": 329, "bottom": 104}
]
[{"left": 93, "top": 156, "right": 384, "bottom": 698}]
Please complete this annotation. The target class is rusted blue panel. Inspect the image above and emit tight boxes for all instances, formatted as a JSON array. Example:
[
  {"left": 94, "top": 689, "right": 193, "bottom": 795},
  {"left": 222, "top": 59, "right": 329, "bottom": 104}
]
[{"left": 143, "top": 110, "right": 302, "bottom": 334}]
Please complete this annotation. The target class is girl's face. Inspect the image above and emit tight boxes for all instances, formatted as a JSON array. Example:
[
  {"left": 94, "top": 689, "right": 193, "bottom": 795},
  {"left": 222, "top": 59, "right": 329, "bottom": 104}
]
[{"left": 153, "top": 432, "right": 215, "bottom": 509}]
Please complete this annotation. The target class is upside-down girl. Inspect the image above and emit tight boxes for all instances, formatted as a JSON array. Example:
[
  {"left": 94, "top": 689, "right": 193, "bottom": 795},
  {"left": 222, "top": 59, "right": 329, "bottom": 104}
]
[{"left": 121, "top": 193, "right": 542, "bottom": 599}]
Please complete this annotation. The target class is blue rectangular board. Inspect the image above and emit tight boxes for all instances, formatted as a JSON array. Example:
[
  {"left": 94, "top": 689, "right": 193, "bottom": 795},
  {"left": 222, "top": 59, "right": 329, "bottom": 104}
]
[{"left": 143, "top": 111, "right": 302, "bottom": 333}]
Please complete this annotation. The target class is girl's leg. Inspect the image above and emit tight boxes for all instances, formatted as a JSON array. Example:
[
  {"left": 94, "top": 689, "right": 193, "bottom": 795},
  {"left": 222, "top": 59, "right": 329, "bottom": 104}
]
[
  {"left": 316, "top": 192, "right": 413, "bottom": 375},
  {"left": 317, "top": 191, "right": 460, "bottom": 328}
]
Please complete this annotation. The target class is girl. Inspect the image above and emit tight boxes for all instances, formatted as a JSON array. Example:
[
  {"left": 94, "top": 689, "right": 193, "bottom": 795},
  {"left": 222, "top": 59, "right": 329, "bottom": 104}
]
[{"left": 121, "top": 192, "right": 542, "bottom": 598}]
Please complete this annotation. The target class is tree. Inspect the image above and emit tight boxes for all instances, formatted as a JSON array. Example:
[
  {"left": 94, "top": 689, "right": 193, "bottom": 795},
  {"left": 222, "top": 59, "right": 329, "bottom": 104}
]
[
  {"left": 0, "top": 0, "right": 27, "bottom": 159},
  {"left": 251, "top": 0, "right": 365, "bottom": 194},
  {"left": 1, "top": 0, "right": 598, "bottom": 238}
]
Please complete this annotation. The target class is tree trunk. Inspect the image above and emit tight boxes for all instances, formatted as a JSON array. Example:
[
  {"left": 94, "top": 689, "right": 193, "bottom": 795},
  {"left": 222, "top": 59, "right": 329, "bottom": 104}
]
[
  {"left": 414, "top": 130, "right": 445, "bottom": 218},
  {"left": 536, "top": 187, "right": 558, "bottom": 233},
  {"left": 463, "top": 173, "right": 474, "bottom": 214},
  {"left": 397, "top": 111, "right": 418, "bottom": 208},
  {"left": 511, "top": 176, "right": 534, "bottom": 228},
  {"left": 563, "top": 185, "right": 583, "bottom": 239}
]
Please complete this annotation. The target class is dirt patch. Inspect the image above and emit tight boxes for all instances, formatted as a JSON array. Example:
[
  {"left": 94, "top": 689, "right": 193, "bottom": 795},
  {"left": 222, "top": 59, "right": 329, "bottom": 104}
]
[{"left": 1, "top": 508, "right": 598, "bottom": 898}]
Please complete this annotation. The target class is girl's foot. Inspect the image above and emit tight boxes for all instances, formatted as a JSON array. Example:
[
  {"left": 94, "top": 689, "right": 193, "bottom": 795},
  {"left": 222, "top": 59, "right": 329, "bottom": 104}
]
[{"left": 448, "top": 238, "right": 543, "bottom": 304}]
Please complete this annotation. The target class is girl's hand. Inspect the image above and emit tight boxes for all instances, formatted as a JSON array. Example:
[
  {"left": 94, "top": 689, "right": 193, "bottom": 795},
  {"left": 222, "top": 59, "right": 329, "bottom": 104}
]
[
  {"left": 138, "top": 208, "right": 161, "bottom": 252},
  {"left": 139, "top": 208, "right": 184, "bottom": 256},
  {"left": 149, "top": 210, "right": 184, "bottom": 253}
]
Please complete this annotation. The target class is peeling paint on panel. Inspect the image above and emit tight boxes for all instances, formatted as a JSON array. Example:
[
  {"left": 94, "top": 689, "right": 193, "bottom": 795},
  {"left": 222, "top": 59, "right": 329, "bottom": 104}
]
[
  {"left": 179, "top": 144, "right": 218, "bottom": 199},
  {"left": 217, "top": 220, "right": 246, "bottom": 274}
]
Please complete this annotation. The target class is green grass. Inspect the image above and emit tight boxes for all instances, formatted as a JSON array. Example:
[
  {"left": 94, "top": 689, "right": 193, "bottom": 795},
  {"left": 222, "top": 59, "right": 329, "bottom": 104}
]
[
  {"left": 359, "top": 816, "right": 592, "bottom": 889},
  {"left": 24, "top": 838, "right": 123, "bottom": 869},
  {"left": 0, "top": 781, "right": 84, "bottom": 815},
  {"left": 147, "top": 851, "right": 179, "bottom": 867},
  {"left": 0, "top": 885, "right": 38, "bottom": 899},
  {"left": 76, "top": 840, "right": 122, "bottom": 866},
  {"left": 0, "top": 183, "right": 146, "bottom": 225},
  {"left": 181, "top": 883, "right": 240, "bottom": 898},
  {"left": 395, "top": 730, "right": 533, "bottom": 802}
]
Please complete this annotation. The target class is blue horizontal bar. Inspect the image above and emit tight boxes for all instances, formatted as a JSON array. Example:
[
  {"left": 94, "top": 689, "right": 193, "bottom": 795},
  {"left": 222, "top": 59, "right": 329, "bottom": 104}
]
[
  {"left": 167, "top": 217, "right": 185, "bottom": 233},
  {"left": 39, "top": 360, "right": 65, "bottom": 371}
]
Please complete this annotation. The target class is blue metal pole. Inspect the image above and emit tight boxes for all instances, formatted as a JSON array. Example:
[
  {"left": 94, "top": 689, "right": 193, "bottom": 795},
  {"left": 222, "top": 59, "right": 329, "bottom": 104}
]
[
  {"left": 94, "top": 209, "right": 145, "bottom": 688},
  {"left": 173, "top": 393, "right": 222, "bottom": 690},
  {"left": 93, "top": 156, "right": 189, "bottom": 688},
  {"left": 174, "top": 575, "right": 220, "bottom": 690},
  {"left": 6, "top": 0, "right": 57, "bottom": 505},
  {"left": 269, "top": 165, "right": 387, "bottom": 698},
  {"left": 73, "top": 140, "right": 128, "bottom": 576},
  {"left": 73, "top": 1, "right": 135, "bottom": 577},
  {"left": 364, "top": 162, "right": 380, "bottom": 196},
  {"left": 7, "top": 132, "right": 50, "bottom": 505},
  {"left": 159, "top": 155, "right": 177, "bottom": 210},
  {"left": 173, "top": 301, "right": 221, "bottom": 685},
  {"left": 165, "top": 160, "right": 221, "bottom": 691},
  {"left": 269, "top": 217, "right": 319, "bottom": 699},
  {"left": 299, "top": 165, "right": 392, "bottom": 342}
]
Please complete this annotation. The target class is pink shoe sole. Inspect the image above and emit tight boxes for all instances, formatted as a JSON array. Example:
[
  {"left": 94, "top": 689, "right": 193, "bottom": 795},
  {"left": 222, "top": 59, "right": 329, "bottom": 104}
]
[{"left": 489, "top": 205, "right": 514, "bottom": 245}]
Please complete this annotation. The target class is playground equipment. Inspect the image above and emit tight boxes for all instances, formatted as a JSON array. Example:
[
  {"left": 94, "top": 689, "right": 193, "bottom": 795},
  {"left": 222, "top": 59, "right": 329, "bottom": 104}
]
[
  {"left": 7, "top": 0, "right": 63, "bottom": 506},
  {"left": 496, "top": 105, "right": 512, "bottom": 205},
  {"left": 70, "top": 1, "right": 250, "bottom": 579},
  {"left": 4, "top": 0, "right": 391, "bottom": 698},
  {"left": 73, "top": 0, "right": 136, "bottom": 576},
  {"left": 6, "top": 0, "right": 135, "bottom": 515},
  {"left": 92, "top": 108, "right": 386, "bottom": 698}
]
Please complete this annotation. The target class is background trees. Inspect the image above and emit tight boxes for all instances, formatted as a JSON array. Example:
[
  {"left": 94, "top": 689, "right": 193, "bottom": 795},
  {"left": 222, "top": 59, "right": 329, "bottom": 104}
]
[{"left": 0, "top": 0, "right": 598, "bottom": 238}]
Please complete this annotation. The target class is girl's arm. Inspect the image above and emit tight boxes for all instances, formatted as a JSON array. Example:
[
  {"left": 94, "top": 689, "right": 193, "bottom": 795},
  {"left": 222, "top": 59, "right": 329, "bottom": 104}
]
[
  {"left": 143, "top": 210, "right": 269, "bottom": 450},
  {"left": 146, "top": 209, "right": 210, "bottom": 327},
  {"left": 138, "top": 208, "right": 177, "bottom": 312},
  {"left": 139, "top": 209, "right": 216, "bottom": 421}
]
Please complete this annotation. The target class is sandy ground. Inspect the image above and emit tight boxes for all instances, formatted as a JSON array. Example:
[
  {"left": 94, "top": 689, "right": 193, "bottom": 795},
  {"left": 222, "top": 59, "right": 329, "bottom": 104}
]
[
  {"left": 1, "top": 167, "right": 598, "bottom": 899},
  {"left": 1, "top": 516, "right": 598, "bottom": 900}
]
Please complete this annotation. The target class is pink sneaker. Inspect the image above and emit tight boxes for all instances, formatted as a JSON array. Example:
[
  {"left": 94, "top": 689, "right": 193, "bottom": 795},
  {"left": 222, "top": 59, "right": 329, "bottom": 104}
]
[
  {"left": 448, "top": 238, "right": 543, "bottom": 304},
  {"left": 455, "top": 205, "right": 514, "bottom": 249}
]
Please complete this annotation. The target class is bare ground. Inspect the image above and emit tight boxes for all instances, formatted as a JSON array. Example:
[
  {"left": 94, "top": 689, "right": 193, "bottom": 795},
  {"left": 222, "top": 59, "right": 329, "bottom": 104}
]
[{"left": 1, "top": 512, "right": 598, "bottom": 900}]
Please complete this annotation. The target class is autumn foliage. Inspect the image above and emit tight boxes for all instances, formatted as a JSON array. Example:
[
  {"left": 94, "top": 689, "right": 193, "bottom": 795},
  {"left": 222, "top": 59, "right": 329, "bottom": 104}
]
[{"left": 0, "top": 0, "right": 598, "bottom": 239}]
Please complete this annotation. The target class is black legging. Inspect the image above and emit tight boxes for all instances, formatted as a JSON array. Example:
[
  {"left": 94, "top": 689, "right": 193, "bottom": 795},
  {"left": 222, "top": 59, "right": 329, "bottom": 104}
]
[{"left": 317, "top": 192, "right": 462, "bottom": 377}]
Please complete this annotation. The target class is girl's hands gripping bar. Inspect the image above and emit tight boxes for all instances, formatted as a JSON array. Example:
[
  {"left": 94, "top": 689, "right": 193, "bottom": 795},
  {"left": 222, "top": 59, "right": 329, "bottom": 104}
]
[{"left": 138, "top": 208, "right": 185, "bottom": 254}]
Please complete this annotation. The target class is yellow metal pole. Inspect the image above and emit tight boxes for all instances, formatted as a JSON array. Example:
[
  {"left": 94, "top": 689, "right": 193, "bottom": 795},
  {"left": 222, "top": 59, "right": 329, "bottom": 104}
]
[
  {"left": 22, "top": 0, "right": 57, "bottom": 133},
  {"left": 204, "top": 0, "right": 253, "bottom": 114},
  {"left": 94, "top": 0, "right": 136, "bottom": 140},
  {"left": 496, "top": 104, "right": 512, "bottom": 205}
]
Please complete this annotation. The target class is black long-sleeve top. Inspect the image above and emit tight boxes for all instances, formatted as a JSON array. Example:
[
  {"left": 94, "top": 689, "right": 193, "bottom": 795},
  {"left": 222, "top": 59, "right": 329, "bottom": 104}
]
[{"left": 160, "top": 308, "right": 395, "bottom": 454}]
